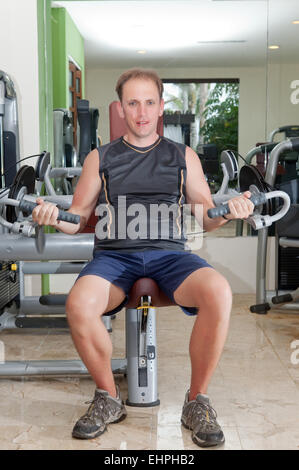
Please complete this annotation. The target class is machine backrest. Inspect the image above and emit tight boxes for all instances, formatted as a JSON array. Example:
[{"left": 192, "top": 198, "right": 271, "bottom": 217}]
[{"left": 109, "top": 101, "right": 163, "bottom": 141}]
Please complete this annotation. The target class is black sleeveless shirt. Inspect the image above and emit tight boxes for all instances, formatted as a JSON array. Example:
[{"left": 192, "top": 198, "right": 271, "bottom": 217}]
[{"left": 93, "top": 136, "right": 188, "bottom": 252}]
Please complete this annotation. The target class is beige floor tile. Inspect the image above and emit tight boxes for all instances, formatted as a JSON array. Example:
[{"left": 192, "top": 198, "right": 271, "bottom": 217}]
[{"left": 237, "top": 425, "right": 299, "bottom": 450}]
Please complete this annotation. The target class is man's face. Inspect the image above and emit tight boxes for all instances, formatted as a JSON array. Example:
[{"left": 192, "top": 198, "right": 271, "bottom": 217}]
[{"left": 118, "top": 78, "right": 164, "bottom": 141}]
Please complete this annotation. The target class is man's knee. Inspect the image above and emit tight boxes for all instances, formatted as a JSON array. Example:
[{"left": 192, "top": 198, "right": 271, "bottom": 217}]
[
  {"left": 66, "top": 289, "right": 106, "bottom": 325},
  {"left": 198, "top": 275, "right": 232, "bottom": 314},
  {"left": 199, "top": 276, "right": 232, "bottom": 322}
]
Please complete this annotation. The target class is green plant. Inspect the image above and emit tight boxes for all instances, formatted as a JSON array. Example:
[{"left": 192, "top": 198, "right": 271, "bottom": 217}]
[{"left": 200, "top": 83, "right": 239, "bottom": 154}]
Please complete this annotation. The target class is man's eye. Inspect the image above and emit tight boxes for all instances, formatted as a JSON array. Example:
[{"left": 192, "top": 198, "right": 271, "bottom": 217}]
[{"left": 129, "top": 101, "right": 136, "bottom": 106}]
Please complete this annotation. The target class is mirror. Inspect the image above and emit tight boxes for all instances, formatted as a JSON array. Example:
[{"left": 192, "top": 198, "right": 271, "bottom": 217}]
[
  {"left": 266, "top": 0, "right": 299, "bottom": 139},
  {"left": 50, "top": 1, "right": 297, "bottom": 237}
]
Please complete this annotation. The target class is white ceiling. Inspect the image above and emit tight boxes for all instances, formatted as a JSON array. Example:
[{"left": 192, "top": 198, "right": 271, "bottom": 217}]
[{"left": 53, "top": 0, "right": 299, "bottom": 68}]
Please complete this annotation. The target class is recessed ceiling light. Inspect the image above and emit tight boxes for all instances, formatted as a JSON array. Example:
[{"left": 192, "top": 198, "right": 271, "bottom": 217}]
[
  {"left": 137, "top": 50, "right": 147, "bottom": 54},
  {"left": 268, "top": 45, "right": 280, "bottom": 50},
  {"left": 292, "top": 20, "right": 299, "bottom": 24}
]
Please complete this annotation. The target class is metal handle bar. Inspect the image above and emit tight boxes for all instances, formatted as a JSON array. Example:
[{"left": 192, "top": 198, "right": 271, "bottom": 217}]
[
  {"left": 0, "top": 196, "right": 80, "bottom": 225},
  {"left": 18, "top": 199, "right": 80, "bottom": 224},
  {"left": 207, "top": 190, "right": 290, "bottom": 230}
]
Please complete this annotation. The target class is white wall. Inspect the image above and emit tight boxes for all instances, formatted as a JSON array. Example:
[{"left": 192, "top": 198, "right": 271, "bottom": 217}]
[
  {"left": 267, "top": 62, "right": 299, "bottom": 138},
  {"left": 0, "top": 0, "right": 40, "bottom": 161}
]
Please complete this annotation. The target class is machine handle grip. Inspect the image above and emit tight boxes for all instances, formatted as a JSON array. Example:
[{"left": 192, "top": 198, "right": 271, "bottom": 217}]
[
  {"left": 207, "top": 192, "right": 267, "bottom": 219},
  {"left": 19, "top": 199, "right": 81, "bottom": 224}
]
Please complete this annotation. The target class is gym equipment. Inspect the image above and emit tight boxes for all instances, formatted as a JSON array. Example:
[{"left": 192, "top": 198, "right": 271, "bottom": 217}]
[
  {"left": 53, "top": 108, "right": 78, "bottom": 169},
  {"left": 198, "top": 144, "right": 221, "bottom": 192},
  {"left": 53, "top": 108, "right": 79, "bottom": 195},
  {"left": 249, "top": 137, "right": 299, "bottom": 314},
  {"left": 77, "top": 99, "right": 100, "bottom": 165},
  {"left": 246, "top": 126, "right": 299, "bottom": 182},
  {"left": 0, "top": 71, "right": 21, "bottom": 317},
  {"left": 208, "top": 188, "right": 289, "bottom": 231},
  {"left": 0, "top": 71, "right": 20, "bottom": 189},
  {"left": 209, "top": 150, "right": 290, "bottom": 231},
  {"left": 269, "top": 125, "right": 299, "bottom": 143}
]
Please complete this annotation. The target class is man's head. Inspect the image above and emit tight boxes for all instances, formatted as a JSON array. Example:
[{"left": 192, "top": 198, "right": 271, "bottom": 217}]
[
  {"left": 116, "top": 68, "right": 164, "bottom": 144},
  {"left": 116, "top": 68, "right": 164, "bottom": 103}
]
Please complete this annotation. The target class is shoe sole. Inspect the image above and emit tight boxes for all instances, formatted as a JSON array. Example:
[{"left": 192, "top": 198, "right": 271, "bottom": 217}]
[
  {"left": 181, "top": 419, "right": 225, "bottom": 448},
  {"left": 72, "top": 412, "right": 127, "bottom": 440}
]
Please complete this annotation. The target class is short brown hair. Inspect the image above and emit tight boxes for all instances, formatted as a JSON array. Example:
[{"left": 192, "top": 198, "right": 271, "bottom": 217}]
[{"left": 116, "top": 68, "right": 164, "bottom": 102}]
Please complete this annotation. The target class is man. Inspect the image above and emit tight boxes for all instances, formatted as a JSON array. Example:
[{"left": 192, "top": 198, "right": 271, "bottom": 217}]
[{"left": 32, "top": 68, "right": 253, "bottom": 447}]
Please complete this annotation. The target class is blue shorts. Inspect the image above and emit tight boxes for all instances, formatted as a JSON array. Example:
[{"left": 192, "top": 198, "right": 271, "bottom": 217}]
[{"left": 76, "top": 250, "right": 213, "bottom": 316}]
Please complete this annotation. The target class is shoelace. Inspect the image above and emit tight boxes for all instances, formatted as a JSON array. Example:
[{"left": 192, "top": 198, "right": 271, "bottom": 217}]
[
  {"left": 187, "top": 401, "right": 219, "bottom": 432},
  {"left": 81, "top": 393, "right": 110, "bottom": 423}
]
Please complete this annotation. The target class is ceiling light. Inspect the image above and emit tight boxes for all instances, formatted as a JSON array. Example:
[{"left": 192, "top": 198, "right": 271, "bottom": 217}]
[
  {"left": 292, "top": 20, "right": 299, "bottom": 24},
  {"left": 268, "top": 45, "right": 280, "bottom": 50},
  {"left": 137, "top": 50, "right": 147, "bottom": 54}
]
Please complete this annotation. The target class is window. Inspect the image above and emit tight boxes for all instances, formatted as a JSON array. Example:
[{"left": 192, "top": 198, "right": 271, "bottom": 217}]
[{"left": 163, "top": 79, "right": 239, "bottom": 192}]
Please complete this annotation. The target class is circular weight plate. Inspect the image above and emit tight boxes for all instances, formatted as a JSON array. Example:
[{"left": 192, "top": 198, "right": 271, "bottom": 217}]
[
  {"left": 6, "top": 165, "right": 36, "bottom": 223},
  {"left": 35, "top": 152, "right": 50, "bottom": 181},
  {"left": 220, "top": 150, "right": 239, "bottom": 181},
  {"left": 239, "top": 164, "right": 272, "bottom": 215}
]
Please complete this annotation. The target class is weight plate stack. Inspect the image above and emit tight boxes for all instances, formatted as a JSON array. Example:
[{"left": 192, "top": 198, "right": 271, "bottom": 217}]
[{"left": 6, "top": 165, "right": 36, "bottom": 223}]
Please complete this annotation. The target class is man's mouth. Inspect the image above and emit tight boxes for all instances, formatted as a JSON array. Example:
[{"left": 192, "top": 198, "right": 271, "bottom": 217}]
[{"left": 136, "top": 120, "right": 149, "bottom": 127}]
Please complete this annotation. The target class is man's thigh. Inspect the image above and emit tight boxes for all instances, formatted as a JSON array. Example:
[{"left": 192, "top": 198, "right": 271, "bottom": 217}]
[
  {"left": 173, "top": 267, "right": 230, "bottom": 308},
  {"left": 68, "top": 275, "right": 126, "bottom": 314}
]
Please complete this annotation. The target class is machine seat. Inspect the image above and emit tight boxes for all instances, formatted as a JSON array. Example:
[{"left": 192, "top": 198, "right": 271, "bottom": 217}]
[{"left": 126, "top": 277, "right": 175, "bottom": 308}]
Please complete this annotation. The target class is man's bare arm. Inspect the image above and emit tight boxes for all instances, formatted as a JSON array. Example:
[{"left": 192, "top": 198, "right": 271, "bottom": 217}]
[
  {"left": 185, "top": 147, "right": 253, "bottom": 232},
  {"left": 32, "top": 148, "right": 102, "bottom": 234}
]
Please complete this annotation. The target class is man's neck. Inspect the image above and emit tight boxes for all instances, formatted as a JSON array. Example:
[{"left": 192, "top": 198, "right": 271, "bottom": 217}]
[{"left": 123, "top": 132, "right": 159, "bottom": 148}]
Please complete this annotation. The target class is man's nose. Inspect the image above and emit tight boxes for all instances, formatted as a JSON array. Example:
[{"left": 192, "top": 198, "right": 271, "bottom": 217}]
[{"left": 138, "top": 102, "right": 146, "bottom": 115}]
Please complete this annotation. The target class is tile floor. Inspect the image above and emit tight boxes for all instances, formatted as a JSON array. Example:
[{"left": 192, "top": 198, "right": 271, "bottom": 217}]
[{"left": 0, "top": 294, "right": 298, "bottom": 450}]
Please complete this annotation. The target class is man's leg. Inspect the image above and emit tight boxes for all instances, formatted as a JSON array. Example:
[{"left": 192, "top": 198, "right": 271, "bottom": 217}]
[
  {"left": 173, "top": 267, "right": 232, "bottom": 400},
  {"left": 66, "top": 275, "right": 126, "bottom": 398}
]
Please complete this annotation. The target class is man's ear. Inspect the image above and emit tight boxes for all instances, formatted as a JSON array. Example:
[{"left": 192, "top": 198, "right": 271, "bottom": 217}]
[
  {"left": 116, "top": 101, "right": 125, "bottom": 119},
  {"left": 159, "top": 98, "right": 165, "bottom": 117}
]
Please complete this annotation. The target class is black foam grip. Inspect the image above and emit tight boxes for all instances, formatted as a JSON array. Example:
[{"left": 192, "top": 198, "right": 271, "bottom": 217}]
[
  {"left": 272, "top": 294, "right": 293, "bottom": 305},
  {"left": 208, "top": 192, "right": 268, "bottom": 219},
  {"left": 250, "top": 303, "right": 271, "bottom": 314},
  {"left": 19, "top": 199, "right": 81, "bottom": 224}
]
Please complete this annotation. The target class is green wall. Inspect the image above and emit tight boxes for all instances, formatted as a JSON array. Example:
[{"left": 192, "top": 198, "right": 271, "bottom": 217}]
[
  {"left": 37, "top": 0, "right": 54, "bottom": 295},
  {"left": 51, "top": 7, "right": 85, "bottom": 109}
]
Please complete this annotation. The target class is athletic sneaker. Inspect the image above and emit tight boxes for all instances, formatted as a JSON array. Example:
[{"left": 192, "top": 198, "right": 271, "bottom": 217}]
[
  {"left": 181, "top": 390, "right": 225, "bottom": 447},
  {"left": 72, "top": 385, "right": 127, "bottom": 439}
]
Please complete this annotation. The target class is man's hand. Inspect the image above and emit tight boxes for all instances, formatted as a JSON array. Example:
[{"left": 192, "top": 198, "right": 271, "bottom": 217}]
[
  {"left": 224, "top": 191, "right": 255, "bottom": 220},
  {"left": 32, "top": 198, "right": 59, "bottom": 227}
]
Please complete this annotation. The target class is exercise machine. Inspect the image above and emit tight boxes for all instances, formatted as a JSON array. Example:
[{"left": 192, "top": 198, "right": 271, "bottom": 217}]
[
  {"left": 53, "top": 108, "right": 78, "bottom": 195},
  {"left": 248, "top": 138, "right": 299, "bottom": 314},
  {"left": 0, "top": 70, "right": 20, "bottom": 188},
  {"left": 77, "top": 99, "right": 100, "bottom": 165}
]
